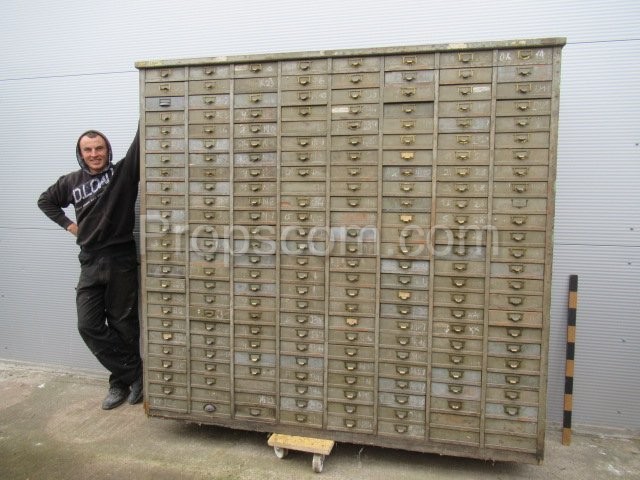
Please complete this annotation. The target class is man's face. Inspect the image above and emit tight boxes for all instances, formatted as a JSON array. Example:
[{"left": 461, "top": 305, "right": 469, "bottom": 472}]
[{"left": 79, "top": 135, "right": 109, "bottom": 174}]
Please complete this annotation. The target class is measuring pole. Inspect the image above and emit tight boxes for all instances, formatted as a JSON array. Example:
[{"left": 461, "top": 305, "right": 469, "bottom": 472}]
[{"left": 562, "top": 275, "right": 578, "bottom": 446}]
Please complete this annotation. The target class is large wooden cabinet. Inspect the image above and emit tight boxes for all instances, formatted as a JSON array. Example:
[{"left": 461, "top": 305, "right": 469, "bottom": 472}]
[{"left": 136, "top": 37, "right": 564, "bottom": 464}]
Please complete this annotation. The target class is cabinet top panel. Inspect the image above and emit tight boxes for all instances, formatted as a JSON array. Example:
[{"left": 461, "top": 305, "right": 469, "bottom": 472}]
[{"left": 135, "top": 37, "right": 566, "bottom": 69}]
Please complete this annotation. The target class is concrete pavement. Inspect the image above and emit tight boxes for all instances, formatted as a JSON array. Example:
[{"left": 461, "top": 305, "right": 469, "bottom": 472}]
[{"left": 1, "top": 360, "right": 638, "bottom": 480}]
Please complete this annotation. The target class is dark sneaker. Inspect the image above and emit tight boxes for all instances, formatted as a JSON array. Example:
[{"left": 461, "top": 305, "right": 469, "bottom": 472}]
[
  {"left": 101, "top": 385, "right": 128, "bottom": 410},
  {"left": 127, "top": 376, "right": 143, "bottom": 405}
]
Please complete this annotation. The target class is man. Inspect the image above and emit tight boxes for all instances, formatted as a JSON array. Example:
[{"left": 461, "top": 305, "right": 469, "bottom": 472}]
[{"left": 38, "top": 127, "right": 143, "bottom": 410}]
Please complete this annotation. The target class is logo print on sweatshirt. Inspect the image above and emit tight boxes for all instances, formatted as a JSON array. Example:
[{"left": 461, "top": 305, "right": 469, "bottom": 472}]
[{"left": 72, "top": 168, "right": 114, "bottom": 207}]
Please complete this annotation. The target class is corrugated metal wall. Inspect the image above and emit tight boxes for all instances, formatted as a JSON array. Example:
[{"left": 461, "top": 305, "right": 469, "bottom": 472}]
[{"left": 1, "top": 0, "right": 638, "bottom": 433}]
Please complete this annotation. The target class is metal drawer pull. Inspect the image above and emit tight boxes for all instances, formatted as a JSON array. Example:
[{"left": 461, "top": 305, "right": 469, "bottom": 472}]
[
  {"left": 395, "top": 410, "right": 408, "bottom": 420},
  {"left": 515, "top": 134, "right": 530, "bottom": 144},
  {"left": 395, "top": 395, "right": 409, "bottom": 405},
  {"left": 349, "top": 57, "right": 363, "bottom": 67},
  {"left": 344, "top": 361, "right": 357, "bottom": 371},
  {"left": 448, "top": 401, "right": 462, "bottom": 410},
  {"left": 403, "top": 72, "right": 416, "bottom": 82},
  {"left": 507, "top": 344, "right": 522, "bottom": 353},
  {"left": 296, "top": 329, "right": 308, "bottom": 338},
  {"left": 457, "top": 102, "right": 471, "bottom": 112},
  {"left": 510, "top": 263, "right": 524, "bottom": 274},
  {"left": 455, "top": 183, "right": 469, "bottom": 192},
  {"left": 250, "top": 212, "right": 261, "bottom": 220},
  {"left": 297, "top": 168, "right": 310, "bottom": 177},
  {"left": 160, "top": 127, "right": 171, "bottom": 135},
  {"left": 456, "top": 135, "right": 470, "bottom": 145},
  {"left": 349, "top": 136, "right": 362, "bottom": 145},
  {"left": 506, "top": 375, "right": 520, "bottom": 385},
  {"left": 403, "top": 55, "right": 417, "bottom": 65},
  {"left": 350, "top": 74, "right": 362, "bottom": 83},
  {"left": 508, "top": 296, "right": 524, "bottom": 306},
  {"left": 508, "top": 312, "right": 523, "bottom": 322},
  {"left": 163, "top": 373, "right": 173, "bottom": 382},
  {"left": 516, "top": 101, "right": 531, "bottom": 111},
  {"left": 250, "top": 198, "right": 262, "bottom": 206},
  {"left": 250, "top": 284, "right": 261, "bottom": 292},
  {"left": 455, "top": 215, "right": 468, "bottom": 225},
  {"left": 345, "top": 376, "right": 357, "bottom": 385},
  {"left": 397, "top": 306, "right": 410, "bottom": 315},
  {"left": 516, "top": 83, "right": 532, "bottom": 94},
  {"left": 250, "top": 139, "right": 262, "bottom": 148},
  {"left": 344, "top": 419, "right": 356, "bottom": 428},
  {"left": 458, "top": 52, "right": 474, "bottom": 63},
  {"left": 297, "top": 286, "right": 309, "bottom": 295},
  {"left": 298, "top": 91, "right": 310, "bottom": 101},
  {"left": 396, "top": 351, "right": 410, "bottom": 360},
  {"left": 451, "top": 309, "right": 465, "bottom": 319},
  {"left": 346, "top": 274, "right": 359, "bottom": 283},
  {"left": 250, "top": 183, "right": 262, "bottom": 191},
  {"left": 346, "top": 332, "right": 358, "bottom": 342},
  {"left": 400, "top": 214, "right": 413, "bottom": 223},
  {"left": 249, "top": 408, "right": 262, "bottom": 417},
  {"left": 159, "top": 97, "right": 171, "bottom": 107},
  {"left": 401, "top": 135, "right": 415, "bottom": 145},
  {"left": 346, "top": 289, "right": 359, "bottom": 297},
  {"left": 449, "top": 370, "right": 464, "bottom": 379},
  {"left": 346, "top": 317, "right": 358, "bottom": 326},
  {"left": 296, "top": 343, "right": 308, "bottom": 352},
  {"left": 298, "top": 75, "right": 310, "bottom": 85},
  {"left": 249, "top": 109, "right": 262, "bottom": 118},
  {"left": 163, "top": 386, "right": 174, "bottom": 395},
  {"left": 398, "top": 276, "right": 411, "bottom": 285},
  {"left": 250, "top": 94, "right": 262, "bottom": 103},
  {"left": 505, "top": 390, "right": 520, "bottom": 400},
  {"left": 396, "top": 366, "right": 409, "bottom": 375},
  {"left": 297, "top": 300, "right": 309, "bottom": 309},
  {"left": 453, "top": 263, "right": 467, "bottom": 272},
  {"left": 297, "top": 271, "right": 309, "bottom": 280},
  {"left": 204, "top": 111, "right": 216, "bottom": 120},
  {"left": 347, "top": 259, "right": 360, "bottom": 267},
  {"left": 395, "top": 424, "right": 408, "bottom": 434},
  {"left": 458, "top": 86, "right": 472, "bottom": 96},
  {"left": 508, "top": 328, "right": 522, "bottom": 337},
  {"left": 504, "top": 406, "right": 520, "bottom": 417},
  {"left": 401, "top": 151, "right": 414, "bottom": 160},
  {"left": 349, "top": 90, "right": 361, "bottom": 99},
  {"left": 402, "top": 121, "right": 415, "bottom": 129},
  {"left": 298, "top": 137, "right": 310, "bottom": 146},
  {"left": 511, "top": 216, "right": 527, "bottom": 225},
  {"left": 401, "top": 88, "right": 416, "bottom": 97},
  {"left": 298, "top": 60, "right": 311, "bottom": 70},
  {"left": 298, "top": 106, "right": 310, "bottom": 116},
  {"left": 162, "top": 332, "right": 173, "bottom": 341},
  {"left": 451, "top": 324, "right": 464, "bottom": 334},
  {"left": 452, "top": 278, "right": 466, "bottom": 288},
  {"left": 250, "top": 326, "right": 261, "bottom": 335},
  {"left": 345, "top": 303, "right": 358, "bottom": 312},
  {"left": 250, "top": 298, "right": 261, "bottom": 306},
  {"left": 397, "top": 336, "right": 410, "bottom": 346},
  {"left": 450, "top": 355, "right": 463, "bottom": 364},
  {"left": 298, "top": 153, "right": 309, "bottom": 161},
  {"left": 510, "top": 248, "right": 526, "bottom": 258},
  {"left": 450, "top": 340, "right": 465, "bottom": 350},
  {"left": 344, "top": 390, "right": 357, "bottom": 400},
  {"left": 297, "top": 257, "right": 309, "bottom": 265},
  {"left": 162, "top": 347, "right": 172, "bottom": 355},
  {"left": 398, "top": 291, "right": 411, "bottom": 300},
  {"left": 250, "top": 63, "right": 262, "bottom": 72},
  {"left": 448, "top": 384, "right": 463, "bottom": 394},
  {"left": 297, "top": 213, "right": 309, "bottom": 221},
  {"left": 296, "top": 357, "right": 308, "bottom": 366},
  {"left": 162, "top": 360, "right": 173, "bottom": 368},
  {"left": 250, "top": 125, "right": 261, "bottom": 134},
  {"left": 457, "top": 118, "right": 471, "bottom": 128},
  {"left": 509, "top": 280, "right": 524, "bottom": 290}
]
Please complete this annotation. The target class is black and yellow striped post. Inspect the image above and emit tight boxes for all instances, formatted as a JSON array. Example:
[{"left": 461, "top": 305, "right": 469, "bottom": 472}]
[{"left": 562, "top": 274, "right": 578, "bottom": 446}]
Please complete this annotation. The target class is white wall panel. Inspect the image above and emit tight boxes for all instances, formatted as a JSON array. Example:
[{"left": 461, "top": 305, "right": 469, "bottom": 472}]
[{"left": 1, "top": 0, "right": 639, "bottom": 433}]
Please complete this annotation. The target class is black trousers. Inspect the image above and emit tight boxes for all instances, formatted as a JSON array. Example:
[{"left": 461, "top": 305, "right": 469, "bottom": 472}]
[{"left": 76, "top": 245, "right": 142, "bottom": 388}]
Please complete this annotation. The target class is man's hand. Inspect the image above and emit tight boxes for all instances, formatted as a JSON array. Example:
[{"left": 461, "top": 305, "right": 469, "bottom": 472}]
[{"left": 67, "top": 223, "right": 78, "bottom": 237}]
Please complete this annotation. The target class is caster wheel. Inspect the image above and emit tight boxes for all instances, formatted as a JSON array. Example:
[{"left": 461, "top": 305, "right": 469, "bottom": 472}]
[
  {"left": 274, "top": 446, "right": 289, "bottom": 459},
  {"left": 312, "top": 453, "right": 325, "bottom": 473}
]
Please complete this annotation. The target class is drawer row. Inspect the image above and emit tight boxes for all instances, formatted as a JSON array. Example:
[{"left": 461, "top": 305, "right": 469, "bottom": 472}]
[
  {"left": 146, "top": 131, "right": 551, "bottom": 153},
  {"left": 145, "top": 81, "right": 552, "bottom": 111},
  {"left": 144, "top": 62, "right": 553, "bottom": 95},
  {"left": 145, "top": 99, "right": 553, "bottom": 126},
  {"left": 145, "top": 274, "right": 543, "bottom": 295},
  {"left": 146, "top": 150, "right": 550, "bottom": 172},
  {"left": 146, "top": 116, "right": 550, "bottom": 140},
  {"left": 145, "top": 48, "right": 554, "bottom": 84}
]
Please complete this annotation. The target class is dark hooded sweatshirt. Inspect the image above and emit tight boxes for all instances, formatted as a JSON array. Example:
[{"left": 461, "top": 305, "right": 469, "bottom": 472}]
[{"left": 38, "top": 128, "right": 140, "bottom": 254}]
